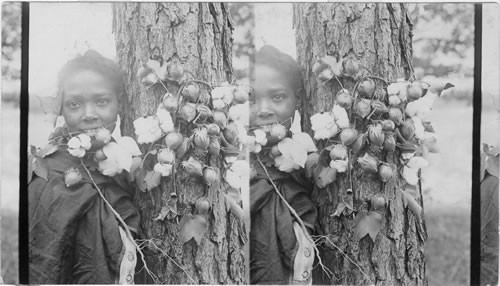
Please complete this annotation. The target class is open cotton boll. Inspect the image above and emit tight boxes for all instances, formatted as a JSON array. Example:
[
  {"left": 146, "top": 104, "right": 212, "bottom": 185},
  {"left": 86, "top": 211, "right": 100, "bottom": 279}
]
[
  {"left": 154, "top": 162, "right": 173, "bottom": 177},
  {"left": 68, "top": 147, "right": 85, "bottom": 158},
  {"left": 332, "top": 104, "right": 350, "bottom": 129},
  {"left": 228, "top": 103, "right": 249, "bottom": 125},
  {"left": 77, "top": 134, "right": 92, "bottom": 150},
  {"left": 67, "top": 136, "right": 82, "bottom": 149},
  {"left": 253, "top": 129, "right": 267, "bottom": 146},
  {"left": 156, "top": 105, "right": 175, "bottom": 133},
  {"left": 330, "top": 159, "right": 348, "bottom": 173},
  {"left": 310, "top": 112, "right": 338, "bottom": 140},
  {"left": 133, "top": 116, "right": 163, "bottom": 144},
  {"left": 211, "top": 83, "right": 235, "bottom": 100}
]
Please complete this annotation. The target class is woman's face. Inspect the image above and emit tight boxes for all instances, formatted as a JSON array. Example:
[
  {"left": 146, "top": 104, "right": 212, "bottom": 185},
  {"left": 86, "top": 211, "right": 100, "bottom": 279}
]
[
  {"left": 250, "top": 64, "right": 298, "bottom": 130},
  {"left": 61, "top": 69, "right": 120, "bottom": 135}
]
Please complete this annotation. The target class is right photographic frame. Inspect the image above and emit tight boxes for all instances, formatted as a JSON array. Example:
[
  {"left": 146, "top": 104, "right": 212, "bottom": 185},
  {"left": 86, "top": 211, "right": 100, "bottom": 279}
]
[
  {"left": 248, "top": 2, "right": 496, "bottom": 286},
  {"left": 480, "top": 3, "right": 499, "bottom": 286}
]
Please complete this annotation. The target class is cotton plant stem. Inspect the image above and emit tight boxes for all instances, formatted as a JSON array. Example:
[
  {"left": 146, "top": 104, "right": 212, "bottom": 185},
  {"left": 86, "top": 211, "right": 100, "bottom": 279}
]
[
  {"left": 80, "top": 161, "right": 159, "bottom": 284},
  {"left": 151, "top": 69, "right": 169, "bottom": 93},
  {"left": 316, "top": 235, "right": 374, "bottom": 285},
  {"left": 136, "top": 238, "right": 196, "bottom": 284},
  {"left": 256, "top": 156, "right": 333, "bottom": 278},
  {"left": 333, "top": 75, "right": 344, "bottom": 89}
]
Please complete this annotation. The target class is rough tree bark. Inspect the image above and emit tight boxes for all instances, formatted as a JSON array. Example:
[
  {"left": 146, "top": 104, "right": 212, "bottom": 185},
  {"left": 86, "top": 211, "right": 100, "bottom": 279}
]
[
  {"left": 112, "top": 3, "right": 247, "bottom": 284},
  {"left": 294, "top": 3, "right": 427, "bottom": 285}
]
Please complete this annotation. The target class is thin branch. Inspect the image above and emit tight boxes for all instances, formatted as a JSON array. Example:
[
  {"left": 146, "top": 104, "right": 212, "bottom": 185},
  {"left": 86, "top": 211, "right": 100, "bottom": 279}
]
[
  {"left": 315, "top": 235, "right": 374, "bottom": 285},
  {"left": 151, "top": 69, "right": 169, "bottom": 93},
  {"left": 136, "top": 238, "right": 197, "bottom": 284},
  {"left": 333, "top": 75, "right": 344, "bottom": 89}
]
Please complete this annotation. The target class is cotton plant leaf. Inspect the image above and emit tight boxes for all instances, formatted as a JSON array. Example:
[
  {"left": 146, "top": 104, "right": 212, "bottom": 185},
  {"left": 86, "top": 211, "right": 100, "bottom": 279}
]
[
  {"left": 226, "top": 187, "right": 242, "bottom": 203},
  {"left": 331, "top": 202, "right": 346, "bottom": 217},
  {"left": 313, "top": 166, "right": 337, "bottom": 189},
  {"left": 304, "top": 152, "right": 319, "bottom": 179},
  {"left": 402, "top": 166, "right": 419, "bottom": 185},
  {"left": 483, "top": 143, "right": 499, "bottom": 179},
  {"left": 28, "top": 154, "right": 34, "bottom": 183},
  {"left": 292, "top": 132, "right": 317, "bottom": 153},
  {"left": 32, "top": 156, "right": 49, "bottom": 181},
  {"left": 401, "top": 190, "right": 422, "bottom": 220},
  {"left": 321, "top": 55, "right": 343, "bottom": 77},
  {"left": 116, "top": 136, "right": 142, "bottom": 157},
  {"left": 354, "top": 211, "right": 383, "bottom": 241},
  {"left": 154, "top": 205, "right": 177, "bottom": 221},
  {"left": 223, "top": 193, "right": 244, "bottom": 220},
  {"left": 179, "top": 214, "right": 208, "bottom": 244},
  {"left": 36, "top": 95, "right": 61, "bottom": 116},
  {"left": 422, "top": 121, "right": 435, "bottom": 133}
]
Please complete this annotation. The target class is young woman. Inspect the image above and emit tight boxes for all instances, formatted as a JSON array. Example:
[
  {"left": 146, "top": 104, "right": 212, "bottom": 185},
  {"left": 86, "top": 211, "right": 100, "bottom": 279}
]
[
  {"left": 249, "top": 45, "right": 317, "bottom": 285},
  {"left": 29, "top": 50, "right": 140, "bottom": 284}
]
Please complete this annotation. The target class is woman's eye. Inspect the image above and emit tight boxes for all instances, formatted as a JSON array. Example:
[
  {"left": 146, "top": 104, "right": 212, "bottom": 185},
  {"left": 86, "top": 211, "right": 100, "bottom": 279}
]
[
  {"left": 68, "top": 102, "right": 80, "bottom": 109},
  {"left": 272, "top": 94, "right": 286, "bottom": 102},
  {"left": 97, "top": 99, "right": 110, "bottom": 106}
]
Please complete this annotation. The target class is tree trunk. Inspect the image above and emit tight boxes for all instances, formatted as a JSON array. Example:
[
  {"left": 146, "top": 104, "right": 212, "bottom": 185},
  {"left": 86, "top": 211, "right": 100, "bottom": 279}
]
[
  {"left": 294, "top": 3, "right": 427, "bottom": 285},
  {"left": 112, "top": 3, "right": 247, "bottom": 284}
]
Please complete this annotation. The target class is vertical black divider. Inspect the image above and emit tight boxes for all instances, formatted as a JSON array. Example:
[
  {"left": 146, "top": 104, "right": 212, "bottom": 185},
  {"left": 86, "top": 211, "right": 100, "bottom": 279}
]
[
  {"left": 19, "top": 2, "right": 30, "bottom": 284},
  {"left": 471, "top": 3, "right": 482, "bottom": 286}
]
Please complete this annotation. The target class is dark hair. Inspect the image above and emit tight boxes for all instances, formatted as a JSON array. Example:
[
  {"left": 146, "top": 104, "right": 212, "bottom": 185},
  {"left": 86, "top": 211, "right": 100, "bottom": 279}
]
[
  {"left": 255, "top": 45, "right": 304, "bottom": 95},
  {"left": 57, "top": 50, "right": 125, "bottom": 103}
]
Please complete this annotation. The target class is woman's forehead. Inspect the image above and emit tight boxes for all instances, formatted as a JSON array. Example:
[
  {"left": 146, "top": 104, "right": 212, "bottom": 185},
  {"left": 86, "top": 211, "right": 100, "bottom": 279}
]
[{"left": 254, "top": 65, "right": 294, "bottom": 90}]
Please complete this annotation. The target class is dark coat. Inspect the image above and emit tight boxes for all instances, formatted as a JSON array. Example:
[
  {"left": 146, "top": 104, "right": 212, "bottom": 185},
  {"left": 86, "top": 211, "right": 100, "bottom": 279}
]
[
  {"left": 481, "top": 171, "right": 498, "bottom": 286},
  {"left": 250, "top": 159, "right": 317, "bottom": 284},
  {"left": 29, "top": 148, "right": 140, "bottom": 284}
]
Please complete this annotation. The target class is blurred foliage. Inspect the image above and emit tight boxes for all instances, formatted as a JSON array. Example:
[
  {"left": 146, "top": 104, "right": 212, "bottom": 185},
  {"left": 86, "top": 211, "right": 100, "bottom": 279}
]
[
  {"left": 229, "top": 3, "right": 254, "bottom": 79},
  {"left": 229, "top": 3, "right": 253, "bottom": 58},
  {"left": 1, "top": 209, "right": 19, "bottom": 284},
  {"left": 410, "top": 4, "right": 474, "bottom": 77},
  {"left": 425, "top": 207, "right": 470, "bottom": 285},
  {"left": 2, "top": 2, "right": 22, "bottom": 81}
]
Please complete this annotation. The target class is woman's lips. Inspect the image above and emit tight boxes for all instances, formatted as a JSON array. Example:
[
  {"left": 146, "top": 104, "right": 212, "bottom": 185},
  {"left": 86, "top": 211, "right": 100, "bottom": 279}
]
[{"left": 81, "top": 127, "right": 102, "bottom": 136}]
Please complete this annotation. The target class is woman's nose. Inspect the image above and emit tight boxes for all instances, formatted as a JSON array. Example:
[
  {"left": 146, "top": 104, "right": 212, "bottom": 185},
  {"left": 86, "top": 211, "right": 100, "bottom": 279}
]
[
  {"left": 83, "top": 104, "right": 99, "bottom": 121},
  {"left": 257, "top": 99, "right": 273, "bottom": 117}
]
